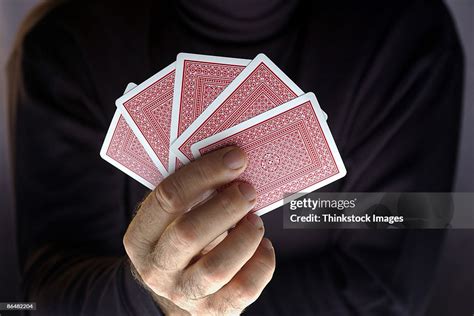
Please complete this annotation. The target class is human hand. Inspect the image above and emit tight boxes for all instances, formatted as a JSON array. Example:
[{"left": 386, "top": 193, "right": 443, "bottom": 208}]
[{"left": 123, "top": 147, "right": 275, "bottom": 315}]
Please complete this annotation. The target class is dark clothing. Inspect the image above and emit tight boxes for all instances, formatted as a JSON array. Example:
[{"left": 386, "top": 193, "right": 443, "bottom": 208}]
[{"left": 14, "top": 0, "right": 463, "bottom": 315}]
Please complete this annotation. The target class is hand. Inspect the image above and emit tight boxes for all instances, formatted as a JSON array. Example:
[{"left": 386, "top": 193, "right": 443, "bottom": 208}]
[{"left": 123, "top": 147, "right": 276, "bottom": 315}]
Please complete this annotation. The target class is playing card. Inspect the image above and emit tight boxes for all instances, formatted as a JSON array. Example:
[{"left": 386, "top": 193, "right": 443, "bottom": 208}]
[
  {"left": 100, "top": 83, "right": 164, "bottom": 189},
  {"left": 191, "top": 93, "right": 346, "bottom": 216},
  {"left": 169, "top": 53, "right": 251, "bottom": 172},
  {"left": 116, "top": 62, "right": 175, "bottom": 176},
  {"left": 171, "top": 53, "right": 327, "bottom": 164}
]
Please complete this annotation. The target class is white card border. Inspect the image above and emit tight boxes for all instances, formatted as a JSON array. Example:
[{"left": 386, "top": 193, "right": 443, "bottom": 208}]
[
  {"left": 169, "top": 53, "right": 251, "bottom": 172},
  {"left": 100, "top": 83, "right": 158, "bottom": 190},
  {"left": 171, "top": 53, "right": 326, "bottom": 165},
  {"left": 191, "top": 92, "right": 346, "bottom": 216},
  {"left": 115, "top": 62, "right": 176, "bottom": 177}
]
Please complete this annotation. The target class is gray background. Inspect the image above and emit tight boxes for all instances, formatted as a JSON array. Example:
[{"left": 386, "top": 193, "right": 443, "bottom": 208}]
[{"left": 0, "top": 0, "right": 472, "bottom": 312}]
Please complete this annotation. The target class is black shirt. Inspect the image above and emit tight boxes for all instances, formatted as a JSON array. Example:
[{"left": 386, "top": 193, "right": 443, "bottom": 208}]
[{"left": 14, "top": 0, "right": 463, "bottom": 315}]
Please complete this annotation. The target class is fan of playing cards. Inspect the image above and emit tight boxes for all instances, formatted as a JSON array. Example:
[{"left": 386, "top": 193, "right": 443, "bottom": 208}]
[{"left": 100, "top": 53, "right": 346, "bottom": 215}]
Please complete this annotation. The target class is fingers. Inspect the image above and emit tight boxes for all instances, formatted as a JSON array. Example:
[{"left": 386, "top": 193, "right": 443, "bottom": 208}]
[
  {"left": 122, "top": 145, "right": 276, "bottom": 315},
  {"left": 180, "top": 213, "right": 265, "bottom": 298},
  {"left": 210, "top": 238, "right": 275, "bottom": 313},
  {"left": 124, "top": 147, "right": 247, "bottom": 260},
  {"left": 157, "top": 146, "right": 248, "bottom": 214},
  {"left": 201, "top": 231, "right": 228, "bottom": 256},
  {"left": 152, "top": 182, "right": 256, "bottom": 271}
]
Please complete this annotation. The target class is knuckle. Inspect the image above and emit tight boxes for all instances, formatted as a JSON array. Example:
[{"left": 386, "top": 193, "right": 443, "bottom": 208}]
[
  {"left": 217, "top": 190, "right": 240, "bottom": 216},
  {"left": 194, "top": 159, "right": 219, "bottom": 186},
  {"left": 122, "top": 230, "right": 145, "bottom": 260},
  {"left": 204, "top": 299, "right": 231, "bottom": 316},
  {"left": 257, "top": 251, "right": 276, "bottom": 275},
  {"left": 138, "top": 265, "right": 170, "bottom": 296},
  {"left": 150, "top": 229, "right": 188, "bottom": 271},
  {"left": 177, "top": 258, "right": 230, "bottom": 300},
  {"left": 201, "top": 259, "right": 226, "bottom": 285},
  {"left": 122, "top": 225, "right": 152, "bottom": 261},
  {"left": 170, "top": 219, "right": 199, "bottom": 249},
  {"left": 245, "top": 287, "right": 262, "bottom": 303},
  {"left": 150, "top": 245, "right": 177, "bottom": 272},
  {"left": 207, "top": 293, "right": 244, "bottom": 315},
  {"left": 154, "top": 180, "right": 185, "bottom": 213},
  {"left": 122, "top": 233, "right": 137, "bottom": 260},
  {"left": 122, "top": 232, "right": 133, "bottom": 253},
  {"left": 139, "top": 266, "right": 155, "bottom": 287},
  {"left": 167, "top": 289, "right": 186, "bottom": 306},
  {"left": 179, "top": 273, "right": 209, "bottom": 299},
  {"left": 234, "top": 278, "right": 261, "bottom": 302},
  {"left": 139, "top": 266, "right": 161, "bottom": 291},
  {"left": 236, "top": 225, "right": 263, "bottom": 248}
]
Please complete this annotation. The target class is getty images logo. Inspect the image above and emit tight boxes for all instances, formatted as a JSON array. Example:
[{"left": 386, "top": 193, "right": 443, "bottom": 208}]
[{"left": 289, "top": 197, "right": 357, "bottom": 211}]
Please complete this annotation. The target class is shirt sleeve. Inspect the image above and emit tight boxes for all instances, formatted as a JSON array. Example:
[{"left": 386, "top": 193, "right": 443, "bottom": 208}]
[{"left": 14, "top": 13, "right": 163, "bottom": 316}]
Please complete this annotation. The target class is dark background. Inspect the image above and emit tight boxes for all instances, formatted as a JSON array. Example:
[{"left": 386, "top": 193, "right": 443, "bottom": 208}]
[{"left": 0, "top": 0, "right": 472, "bottom": 314}]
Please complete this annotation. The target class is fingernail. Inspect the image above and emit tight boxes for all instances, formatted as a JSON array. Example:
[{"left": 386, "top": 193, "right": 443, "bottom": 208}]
[
  {"left": 247, "top": 213, "right": 263, "bottom": 228},
  {"left": 223, "top": 148, "right": 246, "bottom": 169},
  {"left": 262, "top": 238, "right": 273, "bottom": 250},
  {"left": 238, "top": 183, "right": 256, "bottom": 201}
]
